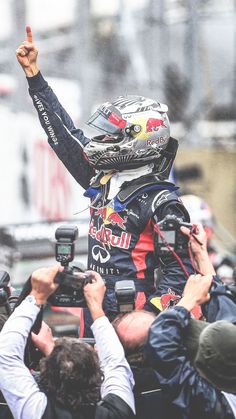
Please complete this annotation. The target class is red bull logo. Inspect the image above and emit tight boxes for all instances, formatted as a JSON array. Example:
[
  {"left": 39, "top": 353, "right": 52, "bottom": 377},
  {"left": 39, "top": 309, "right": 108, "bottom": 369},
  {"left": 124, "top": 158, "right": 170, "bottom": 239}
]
[
  {"left": 89, "top": 221, "right": 131, "bottom": 249},
  {"left": 95, "top": 207, "right": 127, "bottom": 230},
  {"left": 146, "top": 118, "right": 167, "bottom": 133},
  {"left": 149, "top": 288, "right": 180, "bottom": 312},
  {"left": 95, "top": 207, "right": 107, "bottom": 219},
  {"left": 160, "top": 292, "right": 180, "bottom": 310},
  {"left": 106, "top": 212, "right": 127, "bottom": 229}
]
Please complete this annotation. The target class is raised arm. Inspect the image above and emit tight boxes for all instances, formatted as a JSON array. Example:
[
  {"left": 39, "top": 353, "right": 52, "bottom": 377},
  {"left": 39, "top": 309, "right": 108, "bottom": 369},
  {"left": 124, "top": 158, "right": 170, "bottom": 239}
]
[
  {"left": 83, "top": 271, "right": 135, "bottom": 415},
  {"left": 15, "top": 27, "right": 95, "bottom": 189},
  {"left": 181, "top": 223, "right": 216, "bottom": 275}
]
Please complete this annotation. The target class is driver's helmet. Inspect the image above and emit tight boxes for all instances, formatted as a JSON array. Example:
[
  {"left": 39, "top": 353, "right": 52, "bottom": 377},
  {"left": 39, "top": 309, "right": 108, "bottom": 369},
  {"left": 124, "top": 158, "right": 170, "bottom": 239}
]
[{"left": 84, "top": 95, "right": 172, "bottom": 171}]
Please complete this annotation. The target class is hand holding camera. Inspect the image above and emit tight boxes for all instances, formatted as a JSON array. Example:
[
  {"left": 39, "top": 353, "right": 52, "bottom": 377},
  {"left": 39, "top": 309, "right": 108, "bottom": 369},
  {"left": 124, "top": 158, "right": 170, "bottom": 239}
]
[
  {"left": 30, "top": 265, "right": 63, "bottom": 305},
  {"left": 83, "top": 271, "right": 106, "bottom": 321},
  {"left": 48, "top": 225, "right": 93, "bottom": 307},
  {"left": 180, "top": 223, "right": 207, "bottom": 254}
]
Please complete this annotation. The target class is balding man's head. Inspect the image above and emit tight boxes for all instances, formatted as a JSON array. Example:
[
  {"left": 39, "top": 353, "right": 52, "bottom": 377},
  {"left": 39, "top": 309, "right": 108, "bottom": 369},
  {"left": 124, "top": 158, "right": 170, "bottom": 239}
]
[{"left": 112, "top": 310, "right": 156, "bottom": 356}]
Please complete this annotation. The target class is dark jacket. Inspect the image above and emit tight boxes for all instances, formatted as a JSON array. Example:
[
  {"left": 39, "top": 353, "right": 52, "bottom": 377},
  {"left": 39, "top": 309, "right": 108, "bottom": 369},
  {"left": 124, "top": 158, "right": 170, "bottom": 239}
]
[
  {"left": 132, "top": 366, "right": 182, "bottom": 419},
  {"left": 42, "top": 394, "right": 134, "bottom": 419},
  {"left": 145, "top": 306, "right": 235, "bottom": 419}
]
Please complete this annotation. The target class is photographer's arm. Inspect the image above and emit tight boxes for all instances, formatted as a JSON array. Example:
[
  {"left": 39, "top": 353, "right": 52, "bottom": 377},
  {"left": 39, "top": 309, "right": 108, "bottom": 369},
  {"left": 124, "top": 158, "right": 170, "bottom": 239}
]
[
  {"left": 84, "top": 272, "right": 135, "bottom": 416},
  {"left": 0, "top": 265, "right": 61, "bottom": 419},
  {"left": 181, "top": 224, "right": 216, "bottom": 275},
  {"left": 176, "top": 273, "right": 213, "bottom": 311},
  {"left": 31, "top": 321, "right": 55, "bottom": 356},
  {"left": 146, "top": 301, "right": 225, "bottom": 416}
]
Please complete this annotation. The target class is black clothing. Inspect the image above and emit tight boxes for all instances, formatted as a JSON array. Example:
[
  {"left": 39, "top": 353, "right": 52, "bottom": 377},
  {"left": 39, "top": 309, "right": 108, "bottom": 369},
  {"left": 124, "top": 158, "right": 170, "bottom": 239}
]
[
  {"left": 146, "top": 306, "right": 235, "bottom": 419},
  {"left": 132, "top": 366, "right": 181, "bottom": 419},
  {"left": 42, "top": 394, "right": 134, "bottom": 419}
]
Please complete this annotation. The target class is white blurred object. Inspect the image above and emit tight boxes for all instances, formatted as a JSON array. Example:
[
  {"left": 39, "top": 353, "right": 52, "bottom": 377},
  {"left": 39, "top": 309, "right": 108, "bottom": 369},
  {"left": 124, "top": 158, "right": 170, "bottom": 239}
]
[{"left": 180, "top": 194, "right": 214, "bottom": 228}]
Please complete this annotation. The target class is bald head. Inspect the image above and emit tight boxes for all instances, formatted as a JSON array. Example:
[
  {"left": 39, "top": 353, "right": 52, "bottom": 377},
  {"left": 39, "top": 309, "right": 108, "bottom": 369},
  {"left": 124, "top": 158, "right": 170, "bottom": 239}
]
[{"left": 113, "top": 310, "right": 156, "bottom": 354}]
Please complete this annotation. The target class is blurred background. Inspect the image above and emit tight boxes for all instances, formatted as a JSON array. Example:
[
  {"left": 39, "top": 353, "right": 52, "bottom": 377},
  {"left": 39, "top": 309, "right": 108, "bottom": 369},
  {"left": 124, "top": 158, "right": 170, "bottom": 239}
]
[{"left": 0, "top": 0, "right": 235, "bottom": 297}]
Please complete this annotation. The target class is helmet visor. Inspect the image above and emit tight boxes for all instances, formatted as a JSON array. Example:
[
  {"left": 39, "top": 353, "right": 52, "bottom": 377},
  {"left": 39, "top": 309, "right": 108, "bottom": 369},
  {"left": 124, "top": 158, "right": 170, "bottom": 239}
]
[{"left": 87, "top": 110, "right": 126, "bottom": 135}]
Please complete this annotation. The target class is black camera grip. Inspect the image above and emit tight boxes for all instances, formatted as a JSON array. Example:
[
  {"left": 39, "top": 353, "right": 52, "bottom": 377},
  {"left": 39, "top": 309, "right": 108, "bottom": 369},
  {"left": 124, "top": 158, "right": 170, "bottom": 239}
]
[{"left": 54, "top": 271, "right": 65, "bottom": 285}]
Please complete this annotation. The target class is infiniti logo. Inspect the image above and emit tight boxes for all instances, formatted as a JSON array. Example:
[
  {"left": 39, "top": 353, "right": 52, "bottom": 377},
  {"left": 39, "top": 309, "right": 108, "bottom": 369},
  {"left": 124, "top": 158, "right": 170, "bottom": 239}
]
[{"left": 92, "top": 245, "right": 111, "bottom": 264}]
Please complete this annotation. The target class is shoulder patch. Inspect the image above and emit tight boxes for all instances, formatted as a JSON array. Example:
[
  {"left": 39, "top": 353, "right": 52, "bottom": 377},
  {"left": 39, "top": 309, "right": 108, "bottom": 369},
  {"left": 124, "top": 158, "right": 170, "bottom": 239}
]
[{"left": 151, "top": 190, "right": 171, "bottom": 212}]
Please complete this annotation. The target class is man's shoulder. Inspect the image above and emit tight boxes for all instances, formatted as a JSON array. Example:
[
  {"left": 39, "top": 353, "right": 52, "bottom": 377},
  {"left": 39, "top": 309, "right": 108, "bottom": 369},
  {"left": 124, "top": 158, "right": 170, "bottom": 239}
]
[{"left": 117, "top": 175, "right": 178, "bottom": 204}]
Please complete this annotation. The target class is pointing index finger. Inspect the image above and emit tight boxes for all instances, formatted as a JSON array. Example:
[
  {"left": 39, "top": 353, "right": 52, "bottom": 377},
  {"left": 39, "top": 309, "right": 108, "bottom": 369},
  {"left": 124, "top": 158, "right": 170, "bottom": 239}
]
[{"left": 26, "top": 25, "right": 33, "bottom": 43}]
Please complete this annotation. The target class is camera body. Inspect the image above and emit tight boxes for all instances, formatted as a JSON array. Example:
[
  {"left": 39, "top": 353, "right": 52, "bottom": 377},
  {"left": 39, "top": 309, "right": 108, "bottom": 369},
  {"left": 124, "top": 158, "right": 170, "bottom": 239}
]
[
  {"left": 155, "top": 214, "right": 192, "bottom": 257},
  {"left": 48, "top": 226, "right": 92, "bottom": 307}
]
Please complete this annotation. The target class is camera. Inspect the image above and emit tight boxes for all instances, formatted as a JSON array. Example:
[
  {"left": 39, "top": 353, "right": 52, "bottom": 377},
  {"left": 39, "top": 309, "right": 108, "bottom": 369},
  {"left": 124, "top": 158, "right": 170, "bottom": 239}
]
[
  {"left": 115, "top": 280, "right": 136, "bottom": 313},
  {"left": 0, "top": 271, "right": 11, "bottom": 315},
  {"left": 0, "top": 271, "right": 19, "bottom": 315},
  {"left": 155, "top": 214, "right": 193, "bottom": 257},
  {"left": 48, "top": 225, "right": 92, "bottom": 307}
]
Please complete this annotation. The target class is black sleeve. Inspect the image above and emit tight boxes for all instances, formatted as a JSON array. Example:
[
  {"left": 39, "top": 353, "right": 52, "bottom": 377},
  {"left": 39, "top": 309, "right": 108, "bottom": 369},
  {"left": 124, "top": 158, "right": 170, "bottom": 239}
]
[
  {"left": 26, "top": 72, "right": 95, "bottom": 190},
  {"left": 96, "top": 394, "right": 135, "bottom": 419}
]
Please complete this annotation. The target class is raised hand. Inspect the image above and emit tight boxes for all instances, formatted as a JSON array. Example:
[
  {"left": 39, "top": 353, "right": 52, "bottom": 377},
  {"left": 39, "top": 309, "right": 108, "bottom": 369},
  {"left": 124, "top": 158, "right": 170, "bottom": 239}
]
[
  {"left": 181, "top": 223, "right": 207, "bottom": 254},
  {"left": 83, "top": 271, "right": 106, "bottom": 321},
  {"left": 16, "top": 26, "right": 39, "bottom": 77},
  {"left": 30, "top": 265, "right": 63, "bottom": 305},
  {"left": 31, "top": 321, "right": 55, "bottom": 356},
  {"left": 177, "top": 273, "right": 213, "bottom": 311},
  {"left": 181, "top": 223, "right": 216, "bottom": 275}
]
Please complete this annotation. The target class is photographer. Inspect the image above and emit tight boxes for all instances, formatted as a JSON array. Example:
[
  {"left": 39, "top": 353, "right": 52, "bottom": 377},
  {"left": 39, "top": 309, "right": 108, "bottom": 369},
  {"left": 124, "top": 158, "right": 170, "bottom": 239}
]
[
  {"left": 113, "top": 309, "right": 182, "bottom": 419},
  {"left": 0, "top": 266, "right": 135, "bottom": 419},
  {"left": 146, "top": 273, "right": 236, "bottom": 419},
  {"left": 113, "top": 224, "right": 236, "bottom": 418}
]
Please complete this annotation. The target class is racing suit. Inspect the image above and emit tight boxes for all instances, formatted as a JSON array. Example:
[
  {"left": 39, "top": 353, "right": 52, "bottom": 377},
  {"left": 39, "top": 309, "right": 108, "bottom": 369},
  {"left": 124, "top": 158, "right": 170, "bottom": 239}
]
[{"left": 26, "top": 72, "right": 194, "bottom": 335}]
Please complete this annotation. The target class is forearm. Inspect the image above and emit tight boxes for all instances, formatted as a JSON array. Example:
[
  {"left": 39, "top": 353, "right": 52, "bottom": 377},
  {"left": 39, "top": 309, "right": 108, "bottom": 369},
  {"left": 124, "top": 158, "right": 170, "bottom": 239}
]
[
  {"left": 0, "top": 299, "right": 47, "bottom": 419},
  {"left": 24, "top": 64, "right": 39, "bottom": 77},
  {"left": 0, "top": 299, "right": 40, "bottom": 356},
  {"left": 27, "top": 71, "right": 81, "bottom": 134},
  {"left": 91, "top": 316, "right": 135, "bottom": 414},
  {"left": 194, "top": 249, "right": 216, "bottom": 275},
  {"left": 26, "top": 72, "right": 94, "bottom": 189}
]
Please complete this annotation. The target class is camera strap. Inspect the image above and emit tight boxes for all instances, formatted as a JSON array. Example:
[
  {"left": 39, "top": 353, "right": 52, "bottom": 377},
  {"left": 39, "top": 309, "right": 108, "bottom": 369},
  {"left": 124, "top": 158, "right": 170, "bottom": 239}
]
[{"left": 153, "top": 223, "right": 190, "bottom": 278}]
